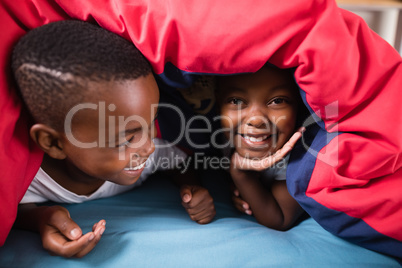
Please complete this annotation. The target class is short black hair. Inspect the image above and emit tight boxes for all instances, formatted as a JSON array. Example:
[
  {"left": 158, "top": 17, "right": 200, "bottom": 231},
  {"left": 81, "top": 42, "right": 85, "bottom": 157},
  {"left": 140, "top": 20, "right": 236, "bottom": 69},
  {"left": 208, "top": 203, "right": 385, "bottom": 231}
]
[{"left": 12, "top": 20, "right": 152, "bottom": 130}]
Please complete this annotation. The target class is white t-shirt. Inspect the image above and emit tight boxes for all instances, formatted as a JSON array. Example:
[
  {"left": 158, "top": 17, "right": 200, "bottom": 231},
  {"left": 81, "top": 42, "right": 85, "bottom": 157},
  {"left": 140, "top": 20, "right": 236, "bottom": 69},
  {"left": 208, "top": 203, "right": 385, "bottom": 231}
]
[{"left": 20, "top": 138, "right": 186, "bottom": 204}]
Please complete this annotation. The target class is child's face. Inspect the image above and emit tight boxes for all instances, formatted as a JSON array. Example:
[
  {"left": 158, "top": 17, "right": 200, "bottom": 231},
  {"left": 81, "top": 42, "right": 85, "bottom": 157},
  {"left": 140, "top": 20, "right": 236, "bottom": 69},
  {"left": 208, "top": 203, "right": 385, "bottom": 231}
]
[
  {"left": 218, "top": 67, "right": 298, "bottom": 159},
  {"left": 60, "top": 74, "right": 159, "bottom": 186}
]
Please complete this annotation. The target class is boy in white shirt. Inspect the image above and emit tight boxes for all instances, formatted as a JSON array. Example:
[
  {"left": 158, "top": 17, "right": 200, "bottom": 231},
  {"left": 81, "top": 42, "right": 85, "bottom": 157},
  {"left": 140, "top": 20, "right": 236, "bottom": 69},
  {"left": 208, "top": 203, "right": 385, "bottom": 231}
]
[{"left": 12, "top": 20, "right": 215, "bottom": 258}]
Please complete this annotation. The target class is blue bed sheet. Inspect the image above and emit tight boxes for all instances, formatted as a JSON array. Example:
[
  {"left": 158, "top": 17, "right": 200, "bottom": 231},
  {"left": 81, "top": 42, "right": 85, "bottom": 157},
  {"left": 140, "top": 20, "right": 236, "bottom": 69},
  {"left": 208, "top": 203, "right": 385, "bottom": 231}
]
[{"left": 0, "top": 169, "right": 399, "bottom": 267}]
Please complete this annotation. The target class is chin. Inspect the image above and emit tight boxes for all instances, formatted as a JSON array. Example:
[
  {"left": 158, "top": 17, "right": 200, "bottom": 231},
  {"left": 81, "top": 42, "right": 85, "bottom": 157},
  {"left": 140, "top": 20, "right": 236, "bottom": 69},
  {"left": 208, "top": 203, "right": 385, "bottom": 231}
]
[
  {"left": 237, "top": 149, "right": 273, "bottom": 160},
  {"left": 112, "top": 175, "right": 141, "bottom": 186}
]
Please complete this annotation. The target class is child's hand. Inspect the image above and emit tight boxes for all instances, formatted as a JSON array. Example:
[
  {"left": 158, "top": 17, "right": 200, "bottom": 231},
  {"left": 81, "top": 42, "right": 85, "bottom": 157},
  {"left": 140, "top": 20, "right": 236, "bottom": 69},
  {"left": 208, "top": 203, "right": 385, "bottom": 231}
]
[
  {"left": 232, "top": 127, "right": 304, "bottom": 171},
  {"left": 180, "top": 185, "right": 216, "bottom": 224},
  {"left": 38, "top": 205, "right": 106, "bottom": 258},
  {"left": 230, "top": 183, "right": 252, "bottom": 215}
]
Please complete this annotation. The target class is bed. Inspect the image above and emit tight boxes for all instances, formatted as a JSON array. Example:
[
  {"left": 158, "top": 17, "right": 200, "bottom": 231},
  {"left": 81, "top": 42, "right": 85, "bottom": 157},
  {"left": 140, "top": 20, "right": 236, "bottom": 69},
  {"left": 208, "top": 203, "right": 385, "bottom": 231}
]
[{"left": 1, "top": 170, "right": 399, "bottom": 267}]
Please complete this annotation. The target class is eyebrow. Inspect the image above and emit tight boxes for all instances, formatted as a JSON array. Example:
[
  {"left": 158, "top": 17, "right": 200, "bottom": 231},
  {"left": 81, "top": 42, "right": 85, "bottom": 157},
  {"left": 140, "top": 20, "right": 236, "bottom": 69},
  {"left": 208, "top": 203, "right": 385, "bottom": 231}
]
[
  {"left": 224, "top": 86, "right": 246, "bottom": 93},
  {"left": 224, "top": 83, "right": 294, "bottom": 94},
  {"left": 271, "top": 83, "right": 295, "bottom": 91}
]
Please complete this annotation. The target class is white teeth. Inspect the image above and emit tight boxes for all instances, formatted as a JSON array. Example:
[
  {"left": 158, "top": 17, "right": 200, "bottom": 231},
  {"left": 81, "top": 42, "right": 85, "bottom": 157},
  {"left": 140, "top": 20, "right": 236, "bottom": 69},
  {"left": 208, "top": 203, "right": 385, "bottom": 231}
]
[
  {"left": 244, "top": 135, "right": 268, "bottom": 142},
  {"left": 124, "top": 161, "right": 146, "bottom": 171}
]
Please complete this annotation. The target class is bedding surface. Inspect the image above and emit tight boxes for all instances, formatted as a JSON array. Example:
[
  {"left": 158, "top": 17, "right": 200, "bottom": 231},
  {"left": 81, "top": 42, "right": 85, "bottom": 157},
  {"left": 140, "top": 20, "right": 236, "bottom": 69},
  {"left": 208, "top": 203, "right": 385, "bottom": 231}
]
[{"left": 0, "top": 170, "right": 399, "bottom": 267}]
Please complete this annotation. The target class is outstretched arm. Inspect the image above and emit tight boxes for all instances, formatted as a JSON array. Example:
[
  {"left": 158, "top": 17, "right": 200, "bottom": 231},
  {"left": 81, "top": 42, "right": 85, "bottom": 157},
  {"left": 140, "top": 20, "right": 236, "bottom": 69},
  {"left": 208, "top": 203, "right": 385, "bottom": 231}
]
[{"left": 15, "top": 203, "right": 105, "bottom": 258}]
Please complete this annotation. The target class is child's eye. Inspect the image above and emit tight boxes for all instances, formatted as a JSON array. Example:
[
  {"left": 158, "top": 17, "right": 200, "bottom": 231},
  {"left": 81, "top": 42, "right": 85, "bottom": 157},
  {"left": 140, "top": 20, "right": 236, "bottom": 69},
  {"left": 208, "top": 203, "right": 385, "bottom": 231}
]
[
  {"left": 269, "top": 97, "right": 287, "bottom": 106},
  {"left": 228, "top": 98, "right": 244, "bottom": 105},
  {"left": 117, "top": 136, "right": 135, "bottom": 147}
]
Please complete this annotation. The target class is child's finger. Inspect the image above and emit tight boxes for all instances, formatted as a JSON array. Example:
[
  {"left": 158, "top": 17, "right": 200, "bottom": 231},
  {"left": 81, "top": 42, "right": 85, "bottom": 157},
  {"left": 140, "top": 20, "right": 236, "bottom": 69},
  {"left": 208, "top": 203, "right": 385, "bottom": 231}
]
[
  {"left": 234, "top": 202, "right": 244, "bottom": 213},
  {"left": 245, "top": 209, "right": 252, "bottom": 215},
  {"left": 53, "top": 227, "right": 105, "bottom": 258},
  {"left": 183, "top": 190, "right": 215, "bottom": 222},
  {"left": 233, "top": 189, "right": 240, "bottom": 197},
  {"left": 273, "top": 128, "right": 304, "bottom": 160},
  {"left": 229, "top": 182, "right": 241, "bottom": 197},
  {"left": 67, "top": 231, "right": 100, "bottom": 258},
  {"left": 74, "top": 227, "right": 105, "bottom": 258},
  {"left": 187, "top": 205, "right": 216, "bottom": 224},
  {"left": 45, "top": 206, "right": 82, "bottom": 241},
  {"left": 182, "top": 186, "right": 210, "bottom": 208},
  {"left": 180, "top": 186, "right": 192, "bottom": 203},
  {"left": 232, "top": 196, "right": 252, "bottom": 215},
  {"left": 92, "top": 222, "right": 98, "bottom": 231},
  {"left": 184, "top": 193, "right": 213, "bottom": 213},
  {"left": 43, "top": 230, "right": 95, "bottom": 258},
  {"left": 92, "top": 220, "right": 106, "bottom": 232},
  {"left": 232, "top": 196, "right": 247, "bottom": 213},
  {"left": 233, "top": 128, "right": 304, "bottom": 171},
  {"left": 194, "top": 211, "right": 216, "bottom": 224}
]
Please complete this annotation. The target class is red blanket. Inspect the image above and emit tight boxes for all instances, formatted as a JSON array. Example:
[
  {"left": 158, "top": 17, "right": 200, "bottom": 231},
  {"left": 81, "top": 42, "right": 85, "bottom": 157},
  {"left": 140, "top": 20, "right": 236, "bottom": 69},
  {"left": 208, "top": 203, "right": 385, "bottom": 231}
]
[{"left": 1, "top": 0, "right": 401, "bottom": 259}]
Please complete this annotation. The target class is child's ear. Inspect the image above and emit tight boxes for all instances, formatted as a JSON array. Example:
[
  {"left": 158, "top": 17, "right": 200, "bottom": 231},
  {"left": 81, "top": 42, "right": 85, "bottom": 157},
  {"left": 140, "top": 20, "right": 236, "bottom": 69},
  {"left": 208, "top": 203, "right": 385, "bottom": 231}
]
[{"left": 30, "top": 124, "right": 67, "bottom": 160}]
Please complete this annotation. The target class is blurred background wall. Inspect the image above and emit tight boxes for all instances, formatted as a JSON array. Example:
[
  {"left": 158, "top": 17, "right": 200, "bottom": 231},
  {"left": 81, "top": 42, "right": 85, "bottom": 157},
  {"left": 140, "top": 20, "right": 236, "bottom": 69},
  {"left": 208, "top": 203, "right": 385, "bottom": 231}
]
[{"left": 337, "top": 0, "right": 402, "bottom": 55}]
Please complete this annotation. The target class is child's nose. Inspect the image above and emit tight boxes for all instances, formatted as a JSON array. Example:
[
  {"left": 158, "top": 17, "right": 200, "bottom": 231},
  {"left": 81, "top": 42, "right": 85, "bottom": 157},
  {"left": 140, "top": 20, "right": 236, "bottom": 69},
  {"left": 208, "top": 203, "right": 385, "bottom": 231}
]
[
  {"left": 140, "top": 136, "right": 155, "bottom": 157},
  {"left": 244, "top": 109, "right": 269, "bottom": 128},
  {"left": 129, "top": 135, "right": 155, "bottom": 158},
  {"left": 246, "top": 117, "right": 267, "bottom": 128}
]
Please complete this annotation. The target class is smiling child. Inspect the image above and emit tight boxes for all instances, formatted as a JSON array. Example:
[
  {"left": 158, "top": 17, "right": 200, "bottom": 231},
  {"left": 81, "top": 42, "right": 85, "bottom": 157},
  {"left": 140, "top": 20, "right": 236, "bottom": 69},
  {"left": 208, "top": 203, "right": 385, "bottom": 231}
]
[
  {"left": 12, "top": 20, "right": 215, "bottom": 258},
  {"left": 217, "top": 65, "right": 305, "bottom": 230}
]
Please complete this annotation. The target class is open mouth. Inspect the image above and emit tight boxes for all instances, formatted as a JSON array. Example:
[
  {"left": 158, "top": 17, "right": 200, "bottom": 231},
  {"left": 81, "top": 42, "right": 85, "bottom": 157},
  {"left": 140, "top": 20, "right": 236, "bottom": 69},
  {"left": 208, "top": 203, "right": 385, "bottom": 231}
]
[
  {"left": 240, "top": 134, "right": 271, "bottom": 142},
  {"left": 239, "top": 133, "right": 274, "bottom": 143},
  {"left": 124, "top": 161, "right": 146, "bottom": 171}
]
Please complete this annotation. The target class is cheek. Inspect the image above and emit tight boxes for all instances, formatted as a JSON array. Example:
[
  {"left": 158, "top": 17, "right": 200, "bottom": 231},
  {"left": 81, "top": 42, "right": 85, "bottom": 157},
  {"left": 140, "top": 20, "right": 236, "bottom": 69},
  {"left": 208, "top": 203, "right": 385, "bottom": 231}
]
[
  {"left": 73, "top": 148, "right": 127, "bottom": 174},
  {"left": 272, "top": 109, "right": 296, "bottom": 127},
  {"left": 220, "top": 109, "right": 240, "bottom": 129},
  {"left": 220, "top": 111, "right": 240, "bottom": 141}
]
